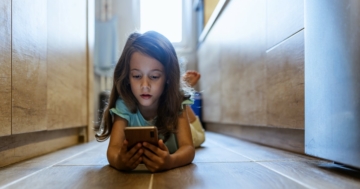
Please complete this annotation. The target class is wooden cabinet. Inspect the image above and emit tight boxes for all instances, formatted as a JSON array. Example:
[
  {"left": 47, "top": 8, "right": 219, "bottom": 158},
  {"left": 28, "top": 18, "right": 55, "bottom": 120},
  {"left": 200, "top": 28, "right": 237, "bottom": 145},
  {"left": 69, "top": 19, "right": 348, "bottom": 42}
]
[
  {"left": 265, "top": 0, "right": 305, "bottom": 129},
  {"left": 0, "top": 0, "right": 11, "bottom": 137},
  {"left": 198, "top": 0, "right": 305, "bottom": 129},
  {"left": 47, "top": 0, "right": 87, "bottom": 130},
  {"left": 199, "top": 0, "right": 267, "bottom": 126},
  {"left": 221, "top": 0, "right": 266, "bottom": 126},
  {"left": 0, "top": 1, "right": 92, "bottom": 167},
  {"left": 1, "top": 0, "right": 89, "bottom": 135},
  {"left": 266, "top": 31, "right": 304, "bottom": 129},
  {"left": 12, "top": 0, "right": 48, "bottom": 134},
  {"left": 198, "top": 37, "right": 222, "bottom": 123}
]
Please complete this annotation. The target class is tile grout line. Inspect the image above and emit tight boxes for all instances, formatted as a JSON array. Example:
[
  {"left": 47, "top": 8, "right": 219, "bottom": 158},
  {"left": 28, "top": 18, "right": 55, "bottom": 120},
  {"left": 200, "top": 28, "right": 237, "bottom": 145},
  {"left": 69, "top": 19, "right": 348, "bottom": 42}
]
[
  {"left": 0, "top": 144, "right": 101, "bottom": 189},
  {"left": 148, "top": 174, "right": 154, "bottom": 189},
  {"left": 193, "top": 159, "right": 303, "bottom": 163},
  {"left": 206, "top": 139, "right": 315, "bottom": 189}
]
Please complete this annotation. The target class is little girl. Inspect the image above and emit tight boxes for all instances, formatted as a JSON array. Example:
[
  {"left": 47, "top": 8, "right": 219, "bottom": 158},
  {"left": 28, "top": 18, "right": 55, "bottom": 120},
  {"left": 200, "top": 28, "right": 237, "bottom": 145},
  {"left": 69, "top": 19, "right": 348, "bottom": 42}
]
[{"left": 95, "top": 31, "right": 205, "bottom": 172}]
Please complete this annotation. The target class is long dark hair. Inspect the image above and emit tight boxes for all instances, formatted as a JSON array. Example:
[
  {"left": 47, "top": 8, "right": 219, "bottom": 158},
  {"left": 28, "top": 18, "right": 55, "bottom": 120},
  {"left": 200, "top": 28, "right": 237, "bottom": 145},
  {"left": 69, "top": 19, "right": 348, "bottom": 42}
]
[{"left": 95, "top": 31, "right": 191, "bottom": 142}]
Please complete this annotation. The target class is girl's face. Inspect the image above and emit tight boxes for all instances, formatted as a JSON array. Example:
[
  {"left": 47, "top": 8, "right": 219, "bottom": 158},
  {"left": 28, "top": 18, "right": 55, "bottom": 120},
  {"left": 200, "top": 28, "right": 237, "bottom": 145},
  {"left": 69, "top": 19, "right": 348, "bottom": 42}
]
[{"left": 129, "top": 52, "right": 166, "bottom": 111}]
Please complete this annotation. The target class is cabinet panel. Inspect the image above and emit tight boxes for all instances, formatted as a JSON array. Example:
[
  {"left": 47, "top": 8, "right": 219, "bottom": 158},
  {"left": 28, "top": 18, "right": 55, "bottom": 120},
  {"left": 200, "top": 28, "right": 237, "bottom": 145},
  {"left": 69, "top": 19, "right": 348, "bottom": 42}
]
[
  {"left": 0, "top": 0, "right": 11, "bottom": 136},
  {"left": 198, "top": 0, "right": 267, "bottom": 125},
  {"left": 266, "top": 0, "right": 304, "bottom": 49},
  {"left": 47, "top": 0, "right": 87, "bottom": 130},
  {"left": 215, "top": 4, "right": 242, "bottom": 123},
  {"left": 198, "top": 38, "right": 222, "bottom": 123},
  {"left": 12, "top": 0, "right": 48, "bottom": 134},
  {"left": 266, "top": 30, "right": 304, "bottom": 129},
  {"left": 216, "top": 0, "right": 267, "bottom": 125}
]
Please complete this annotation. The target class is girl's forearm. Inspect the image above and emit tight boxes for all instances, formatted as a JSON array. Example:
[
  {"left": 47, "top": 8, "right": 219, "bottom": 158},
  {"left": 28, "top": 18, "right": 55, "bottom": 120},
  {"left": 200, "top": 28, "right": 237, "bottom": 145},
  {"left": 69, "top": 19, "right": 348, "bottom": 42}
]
[
  {"left": 168, "top": 145, "right": 195, "bottom": 169},
  {"left": 107, "top": 146, "right": 125, "bottom": 170}
]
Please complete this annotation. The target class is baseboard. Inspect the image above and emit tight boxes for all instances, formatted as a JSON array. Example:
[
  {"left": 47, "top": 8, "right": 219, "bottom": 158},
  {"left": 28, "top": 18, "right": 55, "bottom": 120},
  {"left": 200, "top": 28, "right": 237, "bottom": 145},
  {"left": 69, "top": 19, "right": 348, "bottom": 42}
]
[
  {"left": 206, "top": 123, "right": 304, "bottom": 154},
  {"left": 0, "top": 127, "right": 85, "bottom": 167}
]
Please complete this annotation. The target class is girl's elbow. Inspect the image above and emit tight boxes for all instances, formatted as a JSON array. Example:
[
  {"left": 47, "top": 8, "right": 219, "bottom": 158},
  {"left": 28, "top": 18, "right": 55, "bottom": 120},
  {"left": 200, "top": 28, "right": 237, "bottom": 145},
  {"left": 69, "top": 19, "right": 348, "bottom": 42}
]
[
  {"left": 107, "top": 148, "right": 122, "bottom": 170},
  {"left": 188, "top": 145, "right": 196, "bottom": 162}
]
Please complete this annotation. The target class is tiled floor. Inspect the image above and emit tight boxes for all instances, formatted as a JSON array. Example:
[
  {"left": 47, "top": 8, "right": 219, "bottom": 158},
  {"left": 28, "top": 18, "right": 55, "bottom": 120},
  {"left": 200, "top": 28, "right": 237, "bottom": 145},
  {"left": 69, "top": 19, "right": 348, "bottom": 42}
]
[{"left": 1, "top": 131, "right": 359, "bottom": 189}]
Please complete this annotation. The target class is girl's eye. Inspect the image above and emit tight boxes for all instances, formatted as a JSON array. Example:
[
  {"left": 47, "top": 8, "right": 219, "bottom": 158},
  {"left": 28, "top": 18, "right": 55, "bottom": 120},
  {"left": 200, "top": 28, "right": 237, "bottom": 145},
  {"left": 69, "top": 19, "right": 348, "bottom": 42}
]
[
  {"left": 132, "top": 75, "right": 141, "bottom": 79},
  {"left": 150, "top": 75, "right": 160, "bottom": 79}
]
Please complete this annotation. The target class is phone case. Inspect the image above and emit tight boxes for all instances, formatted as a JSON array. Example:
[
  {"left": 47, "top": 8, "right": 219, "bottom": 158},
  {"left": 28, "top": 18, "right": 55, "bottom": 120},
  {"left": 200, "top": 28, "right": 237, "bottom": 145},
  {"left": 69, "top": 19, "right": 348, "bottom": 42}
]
[{"left": 124, "top": 126, "right": 159, "bottom": 149}]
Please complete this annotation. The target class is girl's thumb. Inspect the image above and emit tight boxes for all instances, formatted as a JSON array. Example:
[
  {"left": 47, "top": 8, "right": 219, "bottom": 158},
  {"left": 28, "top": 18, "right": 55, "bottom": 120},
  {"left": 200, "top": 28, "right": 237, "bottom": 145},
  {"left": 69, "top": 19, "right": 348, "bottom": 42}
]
[{"left": 158, "top": 139, "right": 168, "bottom": 151}]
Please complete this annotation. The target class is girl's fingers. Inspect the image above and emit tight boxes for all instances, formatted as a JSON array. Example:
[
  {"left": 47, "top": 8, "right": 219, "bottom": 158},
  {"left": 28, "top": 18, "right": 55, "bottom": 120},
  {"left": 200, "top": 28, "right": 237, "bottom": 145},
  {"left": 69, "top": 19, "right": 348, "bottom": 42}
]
[
  {"left": 142, "top": 142, "right": 159, "bottom": 153},
  {"left": 142, "top": 140, "right": 168, "bottom": 160},
  {"left": 137, "top": 141, "right": 171, "bottom": 172},
  {"left": 142, "top": 156, "right": 157, "bottom": 172},
  {"left": 136, "top": 157, "right": 143, "bottom": 166},
  {"left": 130, "top": 156, "right": 142, "bottom": 169},
  {"left": 126, "top": 143, "right": 142, "bottom": 157},
  {"left": 143, "top": 140, "right": 169, "bottom": 155},
  {"left": 122, "top": 142, "right": 142, "bottom": 168},
  {"left": 120, "top": 140, "right": 128, "bottom": 155},
  {"left": 158, "top": 139, "right": 168, "bottom": 152},
  {"left": 128, "top": 148, "right": 143, "bottom": 166},
  {"left": 142, "top": 148, "right": 158, "bottom": 161}
]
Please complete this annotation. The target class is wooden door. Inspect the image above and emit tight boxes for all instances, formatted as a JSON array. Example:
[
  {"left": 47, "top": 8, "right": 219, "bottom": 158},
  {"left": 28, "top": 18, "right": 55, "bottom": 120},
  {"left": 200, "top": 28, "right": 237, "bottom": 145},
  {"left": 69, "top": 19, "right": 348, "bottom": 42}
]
[
  {"left": 47, "top": 0, "right": 87, "bottom": 130},
  {"left": 0, "top": 0, "right": 11, "bottom": 136},
  {"left": 12, "top": 0, "right": 48, "bottom": 134}
]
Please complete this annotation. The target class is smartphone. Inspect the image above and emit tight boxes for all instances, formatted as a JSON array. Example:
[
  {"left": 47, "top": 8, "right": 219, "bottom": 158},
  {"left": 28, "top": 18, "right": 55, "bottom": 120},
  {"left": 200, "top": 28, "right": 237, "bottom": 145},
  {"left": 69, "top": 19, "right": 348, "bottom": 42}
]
[{"left": 124, "top": 126, "right": 159, "bottom": 150}]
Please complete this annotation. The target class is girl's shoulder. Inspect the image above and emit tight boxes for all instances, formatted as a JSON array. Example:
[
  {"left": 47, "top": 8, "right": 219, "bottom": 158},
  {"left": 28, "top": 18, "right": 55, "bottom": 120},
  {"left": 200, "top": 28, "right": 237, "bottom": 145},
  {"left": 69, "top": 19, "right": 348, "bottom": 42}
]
[
  {"left": 109, "top": 98, "right": 132, "bottom": 121},
  {"left": 180, "top": 98, "right": 194, "bottom": 111},
  {"left": 114, "top": 98, "right": 130, "bottom": 112}
]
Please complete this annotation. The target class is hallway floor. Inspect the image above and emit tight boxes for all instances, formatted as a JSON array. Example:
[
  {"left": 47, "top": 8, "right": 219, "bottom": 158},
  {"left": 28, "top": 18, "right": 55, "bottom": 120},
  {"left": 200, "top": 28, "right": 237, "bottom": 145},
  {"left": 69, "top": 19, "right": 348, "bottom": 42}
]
[{"left": 1, "top": 131, "right": 359, "bottom": 189}]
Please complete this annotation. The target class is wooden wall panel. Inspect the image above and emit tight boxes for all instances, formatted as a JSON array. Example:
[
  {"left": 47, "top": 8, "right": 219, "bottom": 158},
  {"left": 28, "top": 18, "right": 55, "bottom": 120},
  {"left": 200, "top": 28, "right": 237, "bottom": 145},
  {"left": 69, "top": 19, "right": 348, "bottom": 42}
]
[
  {"left": 206, "top": 123, "right": 304, "bottom": 154},
  {"left": 12, "top": 0, "right": 48, "bottom": 134},
  {"left": 198, "top": 35, "right": 222, "bottom": 123},
  {"left": 266, "top": 0, "right": 304, "bottom": 49},
  {"left": 0, "top": 0, "right": 11, "bottom": 136},
  {"left": 0, "top": 127, "right": 81, "bottom": 168},
  {"left": 198, "top": 0, "right": 267, "bottom": 125},
  {"left": 47, "top": 0, "right": 87, "bottom": 130},
  {"left": 230, "top": 0, "right": 266, "bottom": 126},
  {"left": 266, "top": 30, "right": 304, "bottom": 129},
  {"left": 215, "top": 5, "right": 242, "bottom": 124}
]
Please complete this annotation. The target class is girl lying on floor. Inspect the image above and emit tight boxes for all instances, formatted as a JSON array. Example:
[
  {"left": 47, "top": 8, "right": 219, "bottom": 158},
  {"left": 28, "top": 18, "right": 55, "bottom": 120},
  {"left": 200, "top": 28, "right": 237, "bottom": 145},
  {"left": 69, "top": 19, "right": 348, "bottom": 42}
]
[{"left": 95, "top": 31, "right": 205, "bottom": 172}]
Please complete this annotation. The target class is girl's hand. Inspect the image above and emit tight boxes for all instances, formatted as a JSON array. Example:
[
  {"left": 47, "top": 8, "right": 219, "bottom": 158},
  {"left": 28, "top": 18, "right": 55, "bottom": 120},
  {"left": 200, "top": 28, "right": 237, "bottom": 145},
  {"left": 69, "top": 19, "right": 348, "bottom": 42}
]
[
  {"left": 142, "top": 139, "right": 172, "bottom": 172},
  {"left": 118, "top": 140, "right": 143, "bottom": 171}
]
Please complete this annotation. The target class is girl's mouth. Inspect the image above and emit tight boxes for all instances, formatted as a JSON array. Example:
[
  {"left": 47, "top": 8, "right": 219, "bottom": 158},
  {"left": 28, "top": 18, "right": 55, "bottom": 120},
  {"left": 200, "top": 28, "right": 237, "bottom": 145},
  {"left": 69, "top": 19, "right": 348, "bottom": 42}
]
[{"left": 140, "top": 94, "right": 152, "bottom": 99}]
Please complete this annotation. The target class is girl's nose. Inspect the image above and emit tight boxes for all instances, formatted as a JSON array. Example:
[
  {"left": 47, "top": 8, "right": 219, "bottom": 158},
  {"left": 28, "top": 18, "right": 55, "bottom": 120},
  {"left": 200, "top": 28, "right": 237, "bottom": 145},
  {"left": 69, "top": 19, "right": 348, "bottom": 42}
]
[{"left": 140, "top": 78, "right": 150, "bottom": 90}]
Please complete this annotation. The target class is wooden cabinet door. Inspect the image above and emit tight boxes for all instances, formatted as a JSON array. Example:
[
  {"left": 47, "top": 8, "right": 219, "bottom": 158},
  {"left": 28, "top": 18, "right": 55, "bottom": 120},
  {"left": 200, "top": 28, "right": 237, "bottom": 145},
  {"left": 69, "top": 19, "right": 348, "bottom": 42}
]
[
  {"left": 0, "top": 0, "right": 11, "bottom": 136},
  {"left": 12, "top": 0, "right": 48, "bottom": 134},
  {"left": 47, "top": 0, "right": 87, "bottom": 130},
  {"left": 199, "top": 0, "right": 267, "bottom": 125},
  {"left": 266, "top": 31, "right": 304, "bottom": 129}
]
